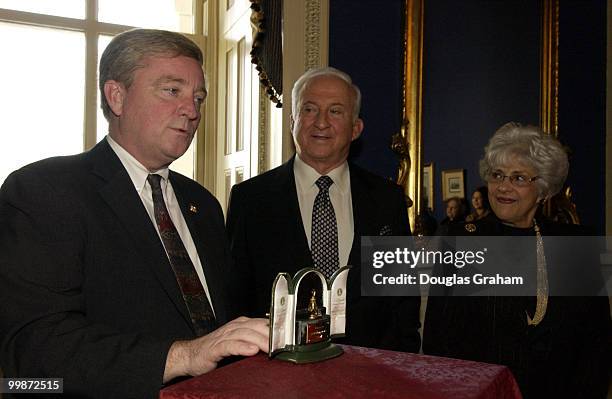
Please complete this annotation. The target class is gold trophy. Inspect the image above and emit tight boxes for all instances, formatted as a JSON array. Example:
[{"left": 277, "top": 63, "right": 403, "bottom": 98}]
[
  {"left": 268, "top": 267, "right": 350, "bottom": 363},
  {"left": 294, "top": 290, "right": 328, "bottom": 345}
]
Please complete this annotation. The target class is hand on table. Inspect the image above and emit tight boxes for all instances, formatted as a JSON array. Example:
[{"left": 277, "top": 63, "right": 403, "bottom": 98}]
[{"left": 164, "top": 316, "right": 269, "bottom": 382}]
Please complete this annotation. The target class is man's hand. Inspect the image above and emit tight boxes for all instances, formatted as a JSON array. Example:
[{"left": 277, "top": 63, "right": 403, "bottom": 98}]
[{"left": 163, "top": 317, "right": 269, "bottom": 382}]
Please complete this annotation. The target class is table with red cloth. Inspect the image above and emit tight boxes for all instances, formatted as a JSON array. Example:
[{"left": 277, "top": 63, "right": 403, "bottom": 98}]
[{"left": 160, "top": 345, "right": 522, "bottom": 399}]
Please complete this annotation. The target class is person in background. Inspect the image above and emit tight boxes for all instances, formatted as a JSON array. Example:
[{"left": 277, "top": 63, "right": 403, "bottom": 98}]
[
  {"left": 440, "top": 196, "right": 465, "bottom": 225},
  {"left": 226, "top": 67, "right": 421, "bottom": 352},
  {"left": 424, "top": 122, "right": 610, "bottom": 398},
  {"left": 437, "top": 196, "right": 465, "bottom": 235},
  {"left": 0, "top": 29, "right": 268, "bottom": 398},
  {"left": 465, "top": 186, "right": 493, "bottom": 222}
]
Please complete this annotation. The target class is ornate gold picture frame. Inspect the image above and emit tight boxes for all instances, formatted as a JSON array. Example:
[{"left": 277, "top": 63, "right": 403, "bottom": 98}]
[{"left": 423, "top": 163, "right": 433, "bottom": 210}]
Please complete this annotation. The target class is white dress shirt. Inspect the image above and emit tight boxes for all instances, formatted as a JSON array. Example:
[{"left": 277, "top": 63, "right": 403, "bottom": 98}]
[
  {"left": 293, "top": 155, "right": 354, "bottom": 267},
  {"left": 107, "top": 136, "right": 214, "bottom": 312}
]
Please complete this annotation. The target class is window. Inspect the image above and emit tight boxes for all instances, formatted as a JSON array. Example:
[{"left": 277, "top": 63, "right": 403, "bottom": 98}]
[
  {"left": 0, "top": 0, "right": 285, "bottom": 192},
  {"left": 214, "top": 0, "right": 282, "bottom": 212},
  {"left": 0, "top": 22, "right": 85, "bottom": 184},
  {"left": 0, "top": 0, "right": 198, "bottom": 185},
  {"left": 215, "top": 0, "right": 262, "bottom": 210}
]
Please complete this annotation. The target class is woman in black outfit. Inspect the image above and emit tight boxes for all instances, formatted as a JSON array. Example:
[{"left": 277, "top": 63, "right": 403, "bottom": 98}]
[{"left": 423, "top": 122, "right": 611, "bottom": 398}]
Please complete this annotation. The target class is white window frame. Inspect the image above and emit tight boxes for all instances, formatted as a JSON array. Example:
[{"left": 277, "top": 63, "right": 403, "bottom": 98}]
[
  {"left": 0, "top": 1, "right": 209, "bottom": 182},
  {"left": 0, "top": 1, "right": 331, "bottom": 195}
]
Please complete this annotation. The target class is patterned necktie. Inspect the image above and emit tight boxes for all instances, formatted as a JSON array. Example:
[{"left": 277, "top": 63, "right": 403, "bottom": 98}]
[
  {"left": 311, "top": 176, "right": 339, "bottom": 278},
  {"left": 147, "top": 174, "right": 215, "bottom": 336}
]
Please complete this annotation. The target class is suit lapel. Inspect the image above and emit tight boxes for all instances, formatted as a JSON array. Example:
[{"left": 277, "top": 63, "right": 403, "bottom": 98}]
[
  {"left": 276, "top": 159, "right": 313, "bottom": 271},
  {"left": 89, "top": 140, "right": 192, "bottom": 329}
]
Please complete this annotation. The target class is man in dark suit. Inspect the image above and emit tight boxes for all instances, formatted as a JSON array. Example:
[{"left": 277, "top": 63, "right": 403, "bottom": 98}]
[
  {"left": 0, "top": 29, "right": 267, "bottom": 398},
  {"left": 227, "top": 67, "right": 420, "bottom": 352}
]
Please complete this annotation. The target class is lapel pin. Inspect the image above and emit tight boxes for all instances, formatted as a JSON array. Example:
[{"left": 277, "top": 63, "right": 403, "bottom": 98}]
[
  {"left": 465, "top": 223, "right": 476, "bottom": 233},
  {"left": 189, "top": 203, "right": 198, "bottom": 213}
]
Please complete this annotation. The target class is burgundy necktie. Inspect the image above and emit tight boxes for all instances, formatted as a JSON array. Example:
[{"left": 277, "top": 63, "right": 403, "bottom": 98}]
[
  {"left": 311, "top": 176, "right": 339, "bottom": 278},
  {"left": 148, "top": 174, "right": 216, "bottom": 336}
]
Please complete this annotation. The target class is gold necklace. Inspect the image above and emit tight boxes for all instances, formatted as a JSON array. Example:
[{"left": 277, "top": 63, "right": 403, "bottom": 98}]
[{"left": 526, "top": 219, "right": 548, "bottom": 326}]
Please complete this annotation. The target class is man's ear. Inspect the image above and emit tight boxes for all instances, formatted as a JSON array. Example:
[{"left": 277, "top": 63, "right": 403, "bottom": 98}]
[
  {"left": 351, "top": 118, "right": 364, "bottom": 141},
  {"left": 290, "top": 114, "right": 295, "bottom": 132},
  {"left": 103, "top": 80, "right": 125, "bottom": 117}
]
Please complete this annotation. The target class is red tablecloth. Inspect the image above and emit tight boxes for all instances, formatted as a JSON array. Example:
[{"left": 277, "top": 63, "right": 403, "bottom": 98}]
[{"left": 160, "top": 345, "right": 522, "bottom": 399}]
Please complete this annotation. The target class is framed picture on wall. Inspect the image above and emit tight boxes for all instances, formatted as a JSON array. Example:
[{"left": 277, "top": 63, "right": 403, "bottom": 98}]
[
  {"left": 441, "top": 169, "right": 465, "bottom": 201},
  {"left": 423, "top": 163, "right": 434, "bottom": 210}
]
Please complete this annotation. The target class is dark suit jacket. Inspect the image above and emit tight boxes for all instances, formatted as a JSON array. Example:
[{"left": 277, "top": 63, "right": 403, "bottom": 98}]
[
  {"left": 226, "top": 158, "right": 421, "bottom": 352},
  {"left": 0, "top": 139, "right": 232, "bottom": 398}
]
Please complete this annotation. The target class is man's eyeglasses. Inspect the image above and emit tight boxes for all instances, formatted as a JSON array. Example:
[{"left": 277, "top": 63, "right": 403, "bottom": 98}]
[{"left": 487, "top": 171, "right": 539, "bottom": 187}]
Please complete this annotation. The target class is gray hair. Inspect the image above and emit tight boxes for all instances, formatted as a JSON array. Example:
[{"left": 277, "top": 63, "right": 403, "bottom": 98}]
[
  {"left": 291, "top": 67, "right": 362, "bottom": 121},
  {"left": 99, "top": 29, "right": 204, "bottom": 121},
  {"left": 479, "top": 122, "right": 569, "bottom": 199}
]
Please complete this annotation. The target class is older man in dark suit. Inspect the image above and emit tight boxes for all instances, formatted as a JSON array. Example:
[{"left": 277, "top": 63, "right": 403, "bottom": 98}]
[
  {"left": 227, "top": 67, "right": 420, "bottom": 352},
  {"left": 0, "top": 29, "right": 267, "bottom": 398}
]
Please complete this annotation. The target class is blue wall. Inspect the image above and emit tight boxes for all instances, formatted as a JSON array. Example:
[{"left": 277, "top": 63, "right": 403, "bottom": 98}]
[
  {"left": 328, "top": 0, "right": 606, "bottom": 232},
  {"left": 422, "top": 0, "right": 540, "bottom": 221},
  {"left": 329, "top": 0, "right": 405, "bottom": 181},
  {"left": 558, "top": 0, "right": 607, "bottom": 234}
]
